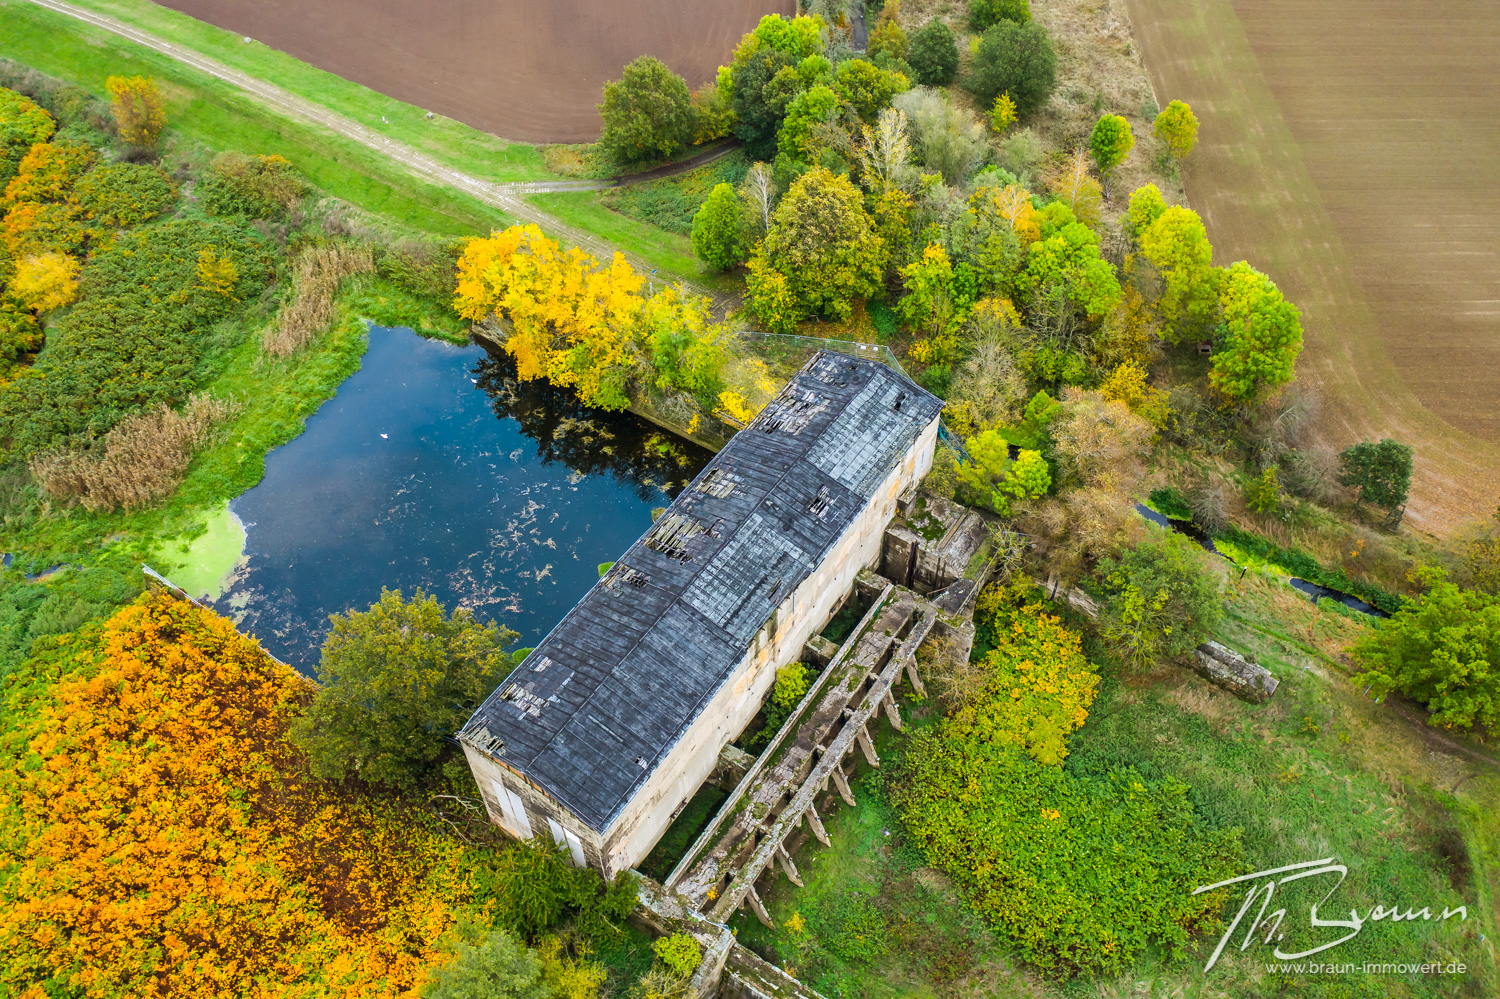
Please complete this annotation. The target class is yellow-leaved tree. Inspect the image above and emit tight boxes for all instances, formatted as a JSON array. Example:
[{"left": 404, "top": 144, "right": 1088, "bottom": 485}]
[
  {"left": 11, "top": 251, "right": 80, "bottom": 312},
  {"left": 105, "top": 75, "right": 167, "bottom": 147}
]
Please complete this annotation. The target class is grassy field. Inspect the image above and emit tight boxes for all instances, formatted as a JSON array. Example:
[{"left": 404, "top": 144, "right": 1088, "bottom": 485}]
[
  {"left": 25, "top": 0, "right": 554, "bottom": 184},
  {"left": 1118, "top": 0, "right": 1500, "bottom": 536},
  {"left": 0, "top": 0, "right": 512, "bottom": 235},
  {"left": 729, "top": 572, "right": 1499, "bottom": 998}
]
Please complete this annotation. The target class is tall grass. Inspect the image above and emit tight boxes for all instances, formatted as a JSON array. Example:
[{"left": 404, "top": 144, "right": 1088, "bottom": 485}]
[
  {"left": 263, "top": 243, "right": 374, "bottom": 357},
  {"left": 30, "top": 393, "right": 235, "bottom": 511}
]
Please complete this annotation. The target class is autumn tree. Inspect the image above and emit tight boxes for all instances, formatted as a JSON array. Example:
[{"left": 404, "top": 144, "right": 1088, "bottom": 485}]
[
  {"left": 105, "top": 76, "right": 167, "bottom": 148},
  {"left": 1051, "top": 388, "right": 1155, "bottom": 491},
  {"left": 636, "top": 287, "right": 733, "bottom": 408},
  {"left": 990, "top": 93, "right": 1018, "bottom": 134},
  {"left": 1154, "top": 99, "right": 1199, "bottom": 159},
  {"left": 897, "top": 242, "right": 957, "bottom": 337},
  {"left": 746, "top": 167, "right": 886, "bottom": 331},
  {"left": 691, "top": 182, "right": 748, "bottom": 271},
  {"left": 777, "top": 85, "right": 840, "bottom": 159},
  {"left": 833, "top": 58, "right": 909, "bottom": 124},
  {"left": 1049, "top": 149, "right": 1103, "bottom": 229},
  {"left": 11, "top": 251, "right": 80, "bottom": 312},
  {"left": 868, "top": 2, "right": 909, "bottom": 63},
  {"left": 1209, "top": 261, "right": 1303, "bottom": 402},
  {"left": 856, "top": 106, "right": 914, "bottom": 195},
  {"left": 599, "top": 56, "right": 695, "bottom": 164},
  {"left": 1139, "top": 205, "right": 1217, "bottom": 342},
  {"left": 1088, "top": 114, "right": 1134, "bottom": 194},
  {"left": 966, "top": 20, "right": 1056, "bottom": 117},
  {"left": 1337, "top": 438, "right": 1413, "bottom": 520},
  {"left": 739, "top": 161, "right": 776, "bottom": 236},
  {"left": 1019, "top": 220, "right": 1121, "bottom": 329},
  {"left": 291, "top": 588, "right": 518, "bottom": 791},
  {"left": 1125, "top": 182, "right": 1167, "bottom": 238},
  {"left": 908, "top": 19, "right": 960, "bottom": 87}
]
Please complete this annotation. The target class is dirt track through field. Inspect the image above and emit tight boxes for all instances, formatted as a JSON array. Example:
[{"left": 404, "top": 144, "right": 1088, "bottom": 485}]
[
  {"left": 152, "top": 0, "right": 790, "bottom": 143},
  {"left": 1120, "top": 0, "right": 1500, "bottom": 535},
  {"left": 26, "top": 0, "right": 722, "bottom": 302}
]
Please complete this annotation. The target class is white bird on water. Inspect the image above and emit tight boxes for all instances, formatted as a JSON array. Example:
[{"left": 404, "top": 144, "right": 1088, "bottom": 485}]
[{"left": 381, "top": 433, "right": 389, "bottom": 439}]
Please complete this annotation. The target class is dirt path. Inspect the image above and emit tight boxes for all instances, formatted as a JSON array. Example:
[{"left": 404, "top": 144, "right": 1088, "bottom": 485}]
[
  {"left": 26, "top": 0, "right": 720, "bottom": 300},
  {"left": 1119, "top": 0, "right": 1500, "bottom": 536}
]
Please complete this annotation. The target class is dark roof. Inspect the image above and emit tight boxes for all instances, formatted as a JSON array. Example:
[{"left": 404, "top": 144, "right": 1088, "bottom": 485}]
[{"left": 459, "top": 351, "right": 943, "bottom": 831}]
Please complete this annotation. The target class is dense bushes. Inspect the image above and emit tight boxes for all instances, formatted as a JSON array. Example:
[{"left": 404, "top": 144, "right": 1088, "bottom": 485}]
[
  {"left": 893, "top": 583, "right": 1242, "bottom": 978},
  {"left": 198, "top": 150, "right": 309, "bottom": 219},
  {"left": 71, "top": 161, "right": 176, "bottom": 227},
  {"left": 0, "top": 217, "right": 273, "bottom": 459},
  {"left": 0, "top": 87, "right": 54, "bottom": 186}
]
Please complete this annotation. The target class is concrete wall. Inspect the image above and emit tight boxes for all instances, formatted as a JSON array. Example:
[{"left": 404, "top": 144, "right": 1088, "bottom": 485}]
[{"left": 471, "top": 416, "right": 940, "bottom": 877}]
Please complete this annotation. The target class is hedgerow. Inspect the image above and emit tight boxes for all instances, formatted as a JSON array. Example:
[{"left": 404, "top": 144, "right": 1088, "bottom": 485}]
[{"left": 893, "top": 583, "right": 1240, "bottom": 977}]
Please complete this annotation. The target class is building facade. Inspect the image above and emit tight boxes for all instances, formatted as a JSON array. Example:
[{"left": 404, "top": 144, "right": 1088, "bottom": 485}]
[{"left": 458, "top": 352, "right": 942, "bottom": 877}]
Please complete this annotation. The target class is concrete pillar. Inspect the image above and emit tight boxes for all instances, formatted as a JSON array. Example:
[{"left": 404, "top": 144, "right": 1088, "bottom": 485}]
[
  {"left": 776, "top": 842, "right": 803, "bottom": 887},
  {"left": 804, "top": 804, "right": 831, "bottom": 847},
  {"left": 905, "top": 659, "right": 927, "bottom": 698},
  {"left": 831, "top": 766, "right": 856, "bottom": 807},
  {"left": 882, "top": 690, "right": 903, "bottom": 731},
  {"left": 745, "top": 885, "right": 774, "bottom": 928},
  {"left": 857, "top": 724, "right": 880, "bottom": 767}
]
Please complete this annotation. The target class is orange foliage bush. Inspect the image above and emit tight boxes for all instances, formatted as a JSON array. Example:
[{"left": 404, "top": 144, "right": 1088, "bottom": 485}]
[{"left": 0, "top": 594, "right": 505, "bottom": 998}]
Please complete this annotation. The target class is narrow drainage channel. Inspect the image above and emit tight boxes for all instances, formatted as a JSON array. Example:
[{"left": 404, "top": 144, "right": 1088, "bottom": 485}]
[{"left": 1133, "top": 504, "right": 1387, "bottom": 619}]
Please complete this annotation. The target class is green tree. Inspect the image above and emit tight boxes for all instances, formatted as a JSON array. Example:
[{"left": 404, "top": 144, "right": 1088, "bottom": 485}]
[
  {"left": 747, "top": 167, "right": 887, "bottom": 329},
  {"left": 1208, "top": 261, "right": 1303, "bottom": 402},
  {"left": 1352, "top": 569, "right": 1500, "bottom": 732},
  {"left": 1019, "top": 221, "right": 1122, "bottom": 322},
  {"left": 969, "top": 0, "right": 1031, "bottom": 31},
  {"left": 1337, "top": 438, "right": 1414, "bottom": 518},
  {"left": 1243, "top": 466, "right": 1281, "bottom": 515},
  {"left": 965, "top": 20, "right": 1057, "bottom": 117},
  {"left": 907, "top": 19, "right": 960, "bottom": 87},
  {"left": 956, "top": 433, "right": 1051, "bottom": 515},
  {"left": 691, "top": 183, "right": 748, "bottom": 271},
  {"left": 729, "top": 15, "right": 825, "bottom": 158},
  {"left": 291, "top": 588, "right": 517, "bottom": 790},
  {"left": 1125, "top": 182, "right": 1167, "bottom": 238},
  {"left": 598, "top": 56, "right": 696, "bottom": 164},
  {"left": 424, "top": 929, "right": 548, "bottom": 999},
  {"left": 1153, "top": 99, "right": 1199, "bottom": 159},
  {"left": 1139, "top": 206, "right": 1217, "bottom": 343},
  {"left": 1097, "top": 531, "right": 1221, "bottom": 669},
  {"left": 897, "top": 243, "right": 957, "bottom": 334},
  {"left": 777, "top": 85, "right": 840, "bottom": 159},
  {"left": 833, "top": 58, "right": 909, "bottom": 124},
  {"left": 1088, "top": 113, "right": 1134, "bottom": 191}
]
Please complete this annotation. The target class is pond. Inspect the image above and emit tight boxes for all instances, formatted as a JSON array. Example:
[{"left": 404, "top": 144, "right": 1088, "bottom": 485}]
[{"left": 213, "top": 325, "right": 712, "bottom": 674}]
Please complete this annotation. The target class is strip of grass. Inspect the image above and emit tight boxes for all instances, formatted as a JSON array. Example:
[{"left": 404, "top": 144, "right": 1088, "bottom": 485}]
[
  {"left": 526, "top": 191, "right": 738, "bottom": 293},
  {"left": 0, "top": 1, "right": 509, "bottom": 234},
  {"left": 34, "top": 0, "right": 553, "bottom": 183}
]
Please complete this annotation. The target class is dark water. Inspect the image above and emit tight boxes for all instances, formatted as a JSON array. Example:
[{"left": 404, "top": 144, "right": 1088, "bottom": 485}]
[{"left": 216, "top": 325, "right": 712, "bottom": 674}]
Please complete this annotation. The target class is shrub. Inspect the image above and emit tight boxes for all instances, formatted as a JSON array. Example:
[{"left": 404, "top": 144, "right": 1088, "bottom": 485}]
[
  {"left": 1243, "top": 466, "right": 1281, "bottom": 515},
  {"left": 263, "top": 242, "right": 375, "bottom": 357},
  {"left": 1352, "top": 570, "right": 1500, "bottom": 732},
  {"left": 893, "top": 87, "right": 987, "bottom": 186},
  {"left": 1, "top": 139, "right": 94, "bottom": 207},
  {"left": 425, "top": 930, "right": 549, "bottom": 999},
  {"left": 377, "top": 234, "right": 463, "bottom": 299},
  {"left": 105, "top": 75, "right": 166, "bottom": 148},
  {"left": 652, "top": 934, "right": 703, "bottom": 977},
  {"left": 28, "top": 392, "right": 233, "bottom": 510},
  {"left": 907, "top": 19, "right": 960, "bottom": 87},
  {"left": 599, "top": 56, "right": 695, "bottom": 164},
  {"left": 290, "top": 587, "right": 518, "bottom": 790},
  {"left": 965, "top": 21, "right": 1056, "bottom": 117},
  {"left": 71, "top": 162, "right": 176, "bottom": 227},
  {"left": 198, "top": 151, "right": 308, "bottom": 219},
  {"left": 10, "top": 250, "right": 79, "bottom": 312},
  {"left": 969, "top": 0, "right": 1031, "bottom": 32}
]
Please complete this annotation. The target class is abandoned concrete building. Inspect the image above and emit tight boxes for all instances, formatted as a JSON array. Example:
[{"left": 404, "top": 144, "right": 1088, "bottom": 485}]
[{"left": 458, "top": 351, "right": 944, "bottom": 877}]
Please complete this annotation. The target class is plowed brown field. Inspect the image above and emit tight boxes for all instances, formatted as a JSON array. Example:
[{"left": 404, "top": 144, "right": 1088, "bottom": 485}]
[
  {"left": 155, "top": 0, "right": 791, "bottom": 143},
  {"left": 1120, "top": 0, "right": 1500, "bottom": 534}
]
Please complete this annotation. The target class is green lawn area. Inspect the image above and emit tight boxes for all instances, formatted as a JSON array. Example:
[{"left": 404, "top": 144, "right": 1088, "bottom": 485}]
[
  {"left": 525, "top": 191, "right": 737, "bottom": 294},
  {"left": 31, "top": 0, "right": 554, "bottom": 184},
  {"left": 0, "top": 0, "right": 510, "bottom": 235}
]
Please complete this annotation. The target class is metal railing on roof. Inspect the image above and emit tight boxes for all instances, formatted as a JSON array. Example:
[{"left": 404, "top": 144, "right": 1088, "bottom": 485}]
[{"left": 734, "top": 331, "right": 972, "bottom": 462}]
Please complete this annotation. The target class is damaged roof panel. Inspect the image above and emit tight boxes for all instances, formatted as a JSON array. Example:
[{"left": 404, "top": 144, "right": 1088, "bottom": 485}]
[{"left": 459, "top": 351, "right": 943, "bottom": 831}]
